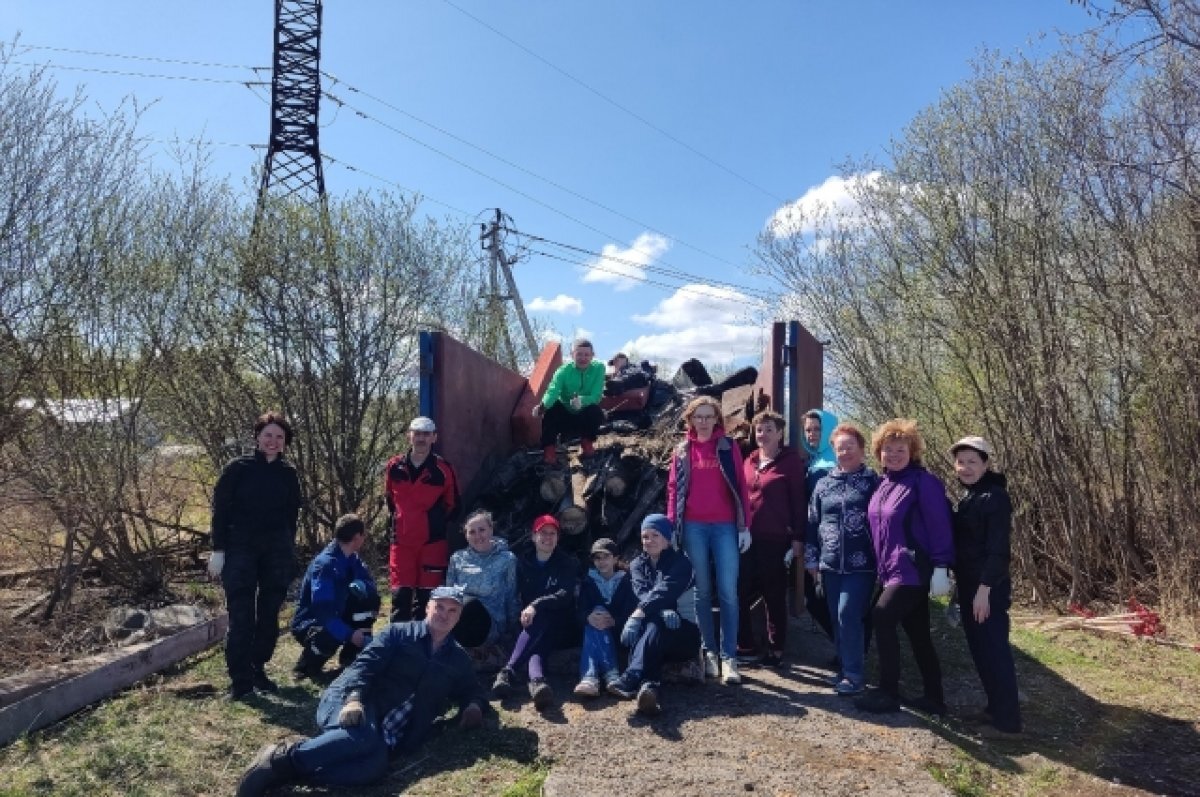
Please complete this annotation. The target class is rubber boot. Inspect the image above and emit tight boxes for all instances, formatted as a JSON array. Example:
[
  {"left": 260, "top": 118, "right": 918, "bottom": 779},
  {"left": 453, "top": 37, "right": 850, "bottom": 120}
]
[
  {"left": 390, "top": 587, "right": 414, "bottom": 622},
  {"left": 235, "top": 740, "right": 301, "bottom": 796},
  {"left": 413, "top": 588, "right": 432, "bottom": 621}
]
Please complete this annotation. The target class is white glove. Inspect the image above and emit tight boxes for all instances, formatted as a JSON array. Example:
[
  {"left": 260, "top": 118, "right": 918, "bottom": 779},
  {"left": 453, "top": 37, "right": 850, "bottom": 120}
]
[
  {"left": 570, "top": 396, "right": 582, "bottom": 411},
  {"left": 531, "top": 403, "right": 544, "bottom": 418},
  {"left": 207, "top": 551, "right": 225, "bottom": 579},
  {"left": 930, "top": 567, "right": 951, "bottom": 598},
  {"left": 783, "top": 548, "right": 795, "bottom": 568},
  {"left": 737, "top": 530, "right": 752, "bottom": 554}
]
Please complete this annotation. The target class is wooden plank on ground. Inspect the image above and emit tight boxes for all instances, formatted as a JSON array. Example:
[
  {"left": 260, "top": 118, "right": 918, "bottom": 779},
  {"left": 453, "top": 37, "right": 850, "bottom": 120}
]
[{"left": 0, "top": 614, "right": 228, "bottom": 747}]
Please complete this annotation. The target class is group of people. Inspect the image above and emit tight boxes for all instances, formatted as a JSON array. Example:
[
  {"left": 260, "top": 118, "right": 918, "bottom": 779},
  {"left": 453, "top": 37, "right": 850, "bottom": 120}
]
[{"left": 214, "top": 364, "right": 1021, "bottom": 794}]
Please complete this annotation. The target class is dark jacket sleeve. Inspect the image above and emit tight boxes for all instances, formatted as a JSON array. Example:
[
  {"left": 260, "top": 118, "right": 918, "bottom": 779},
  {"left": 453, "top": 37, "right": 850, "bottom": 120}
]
[
  {"left": 341, "top": 623, "right": 407, "bottom": 703},
  {"left": 577, "top": 578, "right": 603, "bottom": 626},
  {"left": 980, "top": 488, "right": 1013, "bottom": 586},
  {"left": 209, "top": 458, "right": 241, "bottom": 551},
  {"left": 804, "top": 480, "right": 823, "bottom": 569},
  {"left": 448, "top": 646, "right": 487, "bottom": 712},
  {"left": 287, "top": 464, "right": 303, "bottom": 534},
  {"left": 787, "top": 454, "right": 807, "bottom": 541},
  {"left": 633, "top": 551, "right": 693, "bottom": 617}
]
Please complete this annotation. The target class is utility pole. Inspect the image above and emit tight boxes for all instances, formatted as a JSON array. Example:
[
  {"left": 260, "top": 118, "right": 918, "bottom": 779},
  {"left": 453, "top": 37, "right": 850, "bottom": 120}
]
[
  {"left": 254, "top": 0, "right": 327, "bottom": 232},
  {"left": 481, "top": 209, "right": 540, "bottom": 366}
]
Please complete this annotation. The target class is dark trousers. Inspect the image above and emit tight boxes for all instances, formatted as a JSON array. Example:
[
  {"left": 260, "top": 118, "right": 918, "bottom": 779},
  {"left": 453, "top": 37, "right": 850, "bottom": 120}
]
[
  {"left": 223, "top": 546, "right": 295, "bottom": 689},
  {"left": 294, "top": 591, "right": 381, "bottom": 668},
  {"left": 540, "top": 402, "right": 604, "bottom": 447},
  {"left": 627, "top": 617, "right": 701, "bottom": 683},
  {"left": 736, "top": 537, "right": 791, "bottom": 653},
  {"left": 960, "top": 577, "right": 1022, "bottom": 732},
  {"left": 872, "top": 583, "right": 943, "bottom": 702}
]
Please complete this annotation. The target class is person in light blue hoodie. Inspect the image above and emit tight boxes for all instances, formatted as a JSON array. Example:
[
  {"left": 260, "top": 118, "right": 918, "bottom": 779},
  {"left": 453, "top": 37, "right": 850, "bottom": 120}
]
[
  {"left": 798, "top": 409, "right": 838, "bottom": 641},
  {"left": 445, "top": 510, "right": 519, "bottom": 648}
]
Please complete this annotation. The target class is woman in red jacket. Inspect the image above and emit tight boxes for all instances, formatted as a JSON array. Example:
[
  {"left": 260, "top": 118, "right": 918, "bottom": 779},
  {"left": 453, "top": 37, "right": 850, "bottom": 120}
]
[{"left": 736, "top": 410, "right": 807, "bottom": 667}]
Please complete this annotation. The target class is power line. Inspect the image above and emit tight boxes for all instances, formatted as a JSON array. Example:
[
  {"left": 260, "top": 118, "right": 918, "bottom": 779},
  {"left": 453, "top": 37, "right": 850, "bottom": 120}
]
[
  {"left": 513, "top": 228, "right": 773, "bottom": 301},
  {"left": 321, "top": 70, "right": 745, "bottom": 272},
  {"left": 529, "top": 248, "right": 768, "bottom": 315},
  {"left": 321, "top": 152, "right": 476, "bottom": 218},
  {"left": 320, "top": 87, "right": 763, "bottom": 294},
  {"left": 14, "top": 43, "right": 264, "bottom": 71},
  {"left": 5, "top": 60, "right": 262, "bottom": 85},
  {"left": 439, "top": 0, "right": 788, "bottom": 205}
]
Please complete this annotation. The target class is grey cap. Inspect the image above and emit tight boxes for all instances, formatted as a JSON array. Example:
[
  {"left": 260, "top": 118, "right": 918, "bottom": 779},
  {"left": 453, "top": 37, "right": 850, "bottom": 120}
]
[{"left": 409, "top": 416, "right": 437, "bottom": 433}]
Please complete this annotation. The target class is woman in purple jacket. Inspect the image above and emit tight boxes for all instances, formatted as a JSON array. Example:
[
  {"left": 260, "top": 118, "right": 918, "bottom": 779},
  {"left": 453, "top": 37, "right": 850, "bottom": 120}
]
[{"left": 855, "top": 419, "right": 955, "bottom": 715}]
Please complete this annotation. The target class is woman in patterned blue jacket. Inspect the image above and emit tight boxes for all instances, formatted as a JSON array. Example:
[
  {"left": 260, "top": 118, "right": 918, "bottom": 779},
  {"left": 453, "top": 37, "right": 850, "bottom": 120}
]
[{"left": 805, "top": 422, "right": 880, "bottom": 696}]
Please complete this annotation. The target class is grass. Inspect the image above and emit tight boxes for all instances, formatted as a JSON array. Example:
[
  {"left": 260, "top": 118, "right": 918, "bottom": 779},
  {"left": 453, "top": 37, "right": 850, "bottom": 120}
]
[
  {"left": 909, "top": 599, "right": 1200, "bottom": 797},
  {"left": 0, "top": 597, "right": 1195, "bottom": 795}
]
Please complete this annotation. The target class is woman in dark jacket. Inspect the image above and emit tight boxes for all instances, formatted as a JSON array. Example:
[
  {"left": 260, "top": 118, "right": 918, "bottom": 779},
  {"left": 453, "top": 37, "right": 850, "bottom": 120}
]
[
  {"left": 209, "top": 411, "right": 303, "bottom": 700},
  {"left": 490, "top": 515, "right": 577, "bottom": 711},
  {"left": 805, "top": 422, "right": 880, "bottom": 695},
  {"left": 950, "top": 436, "right": 1022, "bottom": 735}
]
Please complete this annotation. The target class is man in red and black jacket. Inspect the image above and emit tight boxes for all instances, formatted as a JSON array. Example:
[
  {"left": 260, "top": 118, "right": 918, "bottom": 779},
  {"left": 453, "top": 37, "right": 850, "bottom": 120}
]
[{"left": 384, "top": 416, "right": 459, "bottom": 622}]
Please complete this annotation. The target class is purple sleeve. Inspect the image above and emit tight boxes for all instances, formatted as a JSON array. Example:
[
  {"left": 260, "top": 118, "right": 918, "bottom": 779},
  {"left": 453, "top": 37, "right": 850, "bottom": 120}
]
[{"left": 917, "top": 472, "right": 955, "bottom": 567}]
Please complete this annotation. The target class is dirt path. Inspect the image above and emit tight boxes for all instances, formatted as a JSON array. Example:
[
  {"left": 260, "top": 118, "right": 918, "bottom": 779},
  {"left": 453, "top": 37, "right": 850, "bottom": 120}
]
[{"left": 505, "top": 622, "right": 956, "bottom": 797}]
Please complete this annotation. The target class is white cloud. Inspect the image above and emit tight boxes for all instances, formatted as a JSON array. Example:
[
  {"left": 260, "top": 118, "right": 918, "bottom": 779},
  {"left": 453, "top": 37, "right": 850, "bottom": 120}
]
[
  {"left": 528, "top": 293, "right": 583, "bottom": 315},
  {"left": 766, "top": 171, "right": 881, "bottom": 238},
  {"left": 623, "top": 284, "right": 766, "bottom": 365},
  {"left": 581, "top": 232, "right": 671, "bottom": 291}
]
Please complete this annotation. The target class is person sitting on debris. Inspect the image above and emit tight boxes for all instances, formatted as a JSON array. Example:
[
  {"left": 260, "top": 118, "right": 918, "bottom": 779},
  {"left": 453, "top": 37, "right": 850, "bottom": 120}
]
[
  {"left": 606, "top": 514, "right": 701, "bottom": 716},
  {"left": 291, "top": 513, "right": 381, "bottom": 681},
  {"left": 209, "top": 410, "right": 303, "bottom": 701},
  {"left": 950, "top": 435, "right": 1022, "bottom": 736},
  {"left": 491, "top": 514, "right": 578, "bottom": 711},
  {"left": 805, "top": 423, "right": 880, "bottom": 697},
  {"left": 604, "top": 352, "right": 655, "bottom": 397},
  {"left": 384, "top": 416, "right": 459, "bottom": 623},
  {"left": 667, "top": 395, "right": 752, "bottom": 685},
  {"left": 736, "top": 410, "right": 806, "bottom": 668},
  {"left": 445, "top": 510, "right": 519, "bottom": 652},
  {"left": 573, "top": 537, "right": 637, "bottom": 698},
  {"left": 235, "top": 586, "right": 489, "bottom": 796},
  {"left": 533, "top": 337, "right": 606, "bottom": 464}
]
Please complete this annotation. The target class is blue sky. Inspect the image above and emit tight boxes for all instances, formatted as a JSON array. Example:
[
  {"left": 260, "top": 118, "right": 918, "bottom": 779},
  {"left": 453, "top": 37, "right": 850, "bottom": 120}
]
[{"left": 7, "top": 1, "right": 1094, "bottom": 370}]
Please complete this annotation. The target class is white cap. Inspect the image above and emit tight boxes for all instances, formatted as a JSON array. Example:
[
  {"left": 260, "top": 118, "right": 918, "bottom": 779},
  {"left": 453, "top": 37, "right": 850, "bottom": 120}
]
[
  {"left": 950, "top": 435, "right": 993, "bottom": 459},
  {"left": 409, "top": 416, "right": 436, "bottom": 433}
]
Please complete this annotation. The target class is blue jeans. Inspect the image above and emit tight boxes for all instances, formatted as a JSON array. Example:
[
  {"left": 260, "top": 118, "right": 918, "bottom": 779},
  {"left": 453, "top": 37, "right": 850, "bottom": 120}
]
[
  {"left": 579, "top": 625, "right": 619, "bottom": 679},
  {"left": 682, "top": 520, "right": 739, "bottom": 659},
  {"left": 292, "top": 688, "right": 389, "bottom": 787},
  {"left": 822, "top": 570, "right": 875, "bottom": 687}
]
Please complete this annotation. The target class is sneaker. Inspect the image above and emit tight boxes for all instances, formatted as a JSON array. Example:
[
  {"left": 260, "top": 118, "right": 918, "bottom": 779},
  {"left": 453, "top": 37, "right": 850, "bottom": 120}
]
[
  {"left": 292, "top": 655, "right": 326, "bottom": 682},
  {"left": 721, "top": 658, "right": 742, "bottom": 685},
  {"left": 602, "top": 669, "right": 621, "bottom": 688},
  {"left": 834, "top": 678, "right": 865, "bottom": 696},
  {"left": 607, "top": 674, "right": 640, "bottom": 700},
  {"left": 823, "top": 672, "right": 844, "bottom": 687},
  {"left": 636, "top": 682, "right": 661, "bottom": 716},
  {"left": 855, "top": 689, "right": 901, "bottom": 714},
  {"left": 529, "top": 678, "right": 554, "bottom": 710},
  {"left": 735, "top": 649, "right": 762, "bottom": 666},
  {"left": 573, "top": 678, "right": 600, "bottom": 698},
  {"left": 761, "top": 650, "right": 784, "bottom": 669},
  {"left": 906, "top": 695, "right": 947, "bottom": 716},
  {"left": 978, "top": 723, "right": 1022, "bottom": 740},
  {"left": 703, "top": 651, "right": 720, "bottom": 679},
  {"left": 492, "top": 667, "right": 515, "bottom": 698},
  {"left": 251, "top": 668, "right": 279, "bottom": 694}
]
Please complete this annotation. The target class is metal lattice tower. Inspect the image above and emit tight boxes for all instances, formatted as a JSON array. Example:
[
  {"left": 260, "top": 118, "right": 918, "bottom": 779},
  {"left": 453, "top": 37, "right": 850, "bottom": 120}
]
[{"left": 255, "top": 0, "right": 326, "bottom": 223}]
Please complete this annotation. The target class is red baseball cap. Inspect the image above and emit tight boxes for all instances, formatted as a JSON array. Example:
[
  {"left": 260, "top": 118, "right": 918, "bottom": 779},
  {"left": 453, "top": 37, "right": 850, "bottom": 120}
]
[{"left": 532, "top": 514, "right": 560, "bottom": 534}]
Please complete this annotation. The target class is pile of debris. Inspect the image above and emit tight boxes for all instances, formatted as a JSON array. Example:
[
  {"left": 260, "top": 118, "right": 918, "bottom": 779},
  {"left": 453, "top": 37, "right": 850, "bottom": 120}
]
[{"left": 472, "top": 359, "right": 762, "bottom": 564}]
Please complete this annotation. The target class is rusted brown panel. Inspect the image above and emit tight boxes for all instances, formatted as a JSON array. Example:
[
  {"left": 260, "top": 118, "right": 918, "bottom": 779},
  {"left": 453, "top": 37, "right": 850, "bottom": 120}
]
[
  {"left": 792, "top": 321, "right": 824, "bottom": 417},
  {"left": 430, "top": 332, "right": 529, "bottom": 497},
  {"left": 754, "top": 322, "right": 786, "bottom": 411},
  {"left": 512, "top": 342, "right": 564, "bottom": 448}
]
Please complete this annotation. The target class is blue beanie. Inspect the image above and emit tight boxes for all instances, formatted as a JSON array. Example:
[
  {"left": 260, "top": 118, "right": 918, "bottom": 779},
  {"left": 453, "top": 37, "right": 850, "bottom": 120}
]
[{"left": 641, "top": 513, "right": 673, "bottom": 542}]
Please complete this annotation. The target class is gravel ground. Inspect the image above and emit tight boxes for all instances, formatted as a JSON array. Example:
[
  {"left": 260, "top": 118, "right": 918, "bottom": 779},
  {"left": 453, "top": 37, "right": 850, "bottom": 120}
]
[{"left": 501, "top": 620, "right": 956, "bottom": 797}]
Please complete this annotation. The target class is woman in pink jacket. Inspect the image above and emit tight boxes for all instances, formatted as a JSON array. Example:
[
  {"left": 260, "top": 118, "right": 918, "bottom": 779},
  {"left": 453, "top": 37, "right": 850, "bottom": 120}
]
[{"left": 667, "top": 396, "right": 752, "bottom": 685}]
